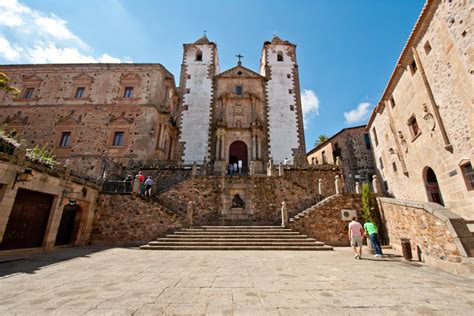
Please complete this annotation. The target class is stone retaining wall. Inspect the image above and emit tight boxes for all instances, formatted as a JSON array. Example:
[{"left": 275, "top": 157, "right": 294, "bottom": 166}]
[{"left": 90, "top": 194, "right": 184, "bottom": 246}]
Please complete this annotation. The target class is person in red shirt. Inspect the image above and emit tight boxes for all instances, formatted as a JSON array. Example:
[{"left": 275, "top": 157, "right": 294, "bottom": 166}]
[{"left": 348, "top": 217, "right": 365, "bottom": 259}]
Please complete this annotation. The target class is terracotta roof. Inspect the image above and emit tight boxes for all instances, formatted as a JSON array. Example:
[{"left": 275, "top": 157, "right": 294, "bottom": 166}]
[{"left": 194, "top": 35, "right": 210, "bottom": 45}]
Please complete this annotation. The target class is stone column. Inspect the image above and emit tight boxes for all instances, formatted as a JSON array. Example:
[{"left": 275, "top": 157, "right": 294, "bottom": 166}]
[
  {"left": 220, "top": 137, "right": 225, "bottom": 160},
  {"left": 335, "top": 175, "right": 340, "bottom": 194},
  {"left": 192, "top": 162, "right": 198, "bottom": 177},
  {"left": 355, "top": 181, "right": 360, "bottom": 194},
  {"left": 252, "top": 135, "right": 256, "bottom": 160},
  {"left": 257, "top": 137, "right": 261, "bottom": 160},
  {"left": 335, "top": 156, "right": 341, "bottom": 167},
  {"left": 318, "top": 179, "right": 322, "bottom": 195},
  {"left": 216, "top": 137, "right": 220, "bottom": 160},
  {"left": 186, "top": 201, "right": 194, "bottom": 226},
  {"left": 14, "top": 140, "right": 27, "bottom": 165},
  {"left": 281, "top": 201, "right": 288, "bottom": 227},
  {"left": 278, "top": 163, "right": 284, "bottom": 177},
  {"left": 372, "top": 175, "right": 379, "bottom": 194}
]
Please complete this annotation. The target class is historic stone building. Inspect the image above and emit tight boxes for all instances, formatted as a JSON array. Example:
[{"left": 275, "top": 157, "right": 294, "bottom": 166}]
[
  {"left": 0, "top": 64, "right": 179, "bottom": 178},
  {"left": 306, "top": 125, "right": 376, "bottom": 192},
  {"left": 367, "top": 0, "right": 473, "bottom": 220},
  {"left": 177, "top": 35, "right": 307, "bottom": 172}
]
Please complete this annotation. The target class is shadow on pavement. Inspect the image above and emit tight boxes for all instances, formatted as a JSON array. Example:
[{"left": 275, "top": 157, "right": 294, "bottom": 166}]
[{"left": 0, "top": 246, "right": 109, "bottom": 277}]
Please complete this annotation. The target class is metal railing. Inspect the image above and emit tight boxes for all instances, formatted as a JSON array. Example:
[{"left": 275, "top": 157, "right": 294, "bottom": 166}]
[{"left": 101, "top": 180, "right": 133, "bottom": 194}]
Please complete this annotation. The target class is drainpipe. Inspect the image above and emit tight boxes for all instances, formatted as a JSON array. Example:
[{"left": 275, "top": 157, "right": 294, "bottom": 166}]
[{"left": 411, "top": 47, "right": 453, "bottom": 152}]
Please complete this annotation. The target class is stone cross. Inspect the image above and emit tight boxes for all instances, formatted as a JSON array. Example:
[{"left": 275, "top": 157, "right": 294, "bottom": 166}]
[
  {"left": 236, "top": 54, "right": 243, "bottom": 66},
  {"left": 355, "top": 181, "right": 360, "bottom": 194},
  {"left": 318, "top": 179, "right": 322, "bottom": 195},
  {"left": 281, "top": 201, "right": 288, "bottom": 227},
  {"left": 335, "top": 175, "right": 340, "bottom": 194},
  {"left": 186, "top": 201, "right": 194, "bottom": 226}
]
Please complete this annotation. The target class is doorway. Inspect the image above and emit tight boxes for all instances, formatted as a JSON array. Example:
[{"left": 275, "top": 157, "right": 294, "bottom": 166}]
[
  {"left": 0, "top": 189, "right": 54, "bottom": 250},
  {"left": 229, "top": 141, "right": 248, "bottom": 173},
  {"left": 424, "top": 167, "right": 444, "bottom": 206},
  {"left": 55, "top": 203, "right": 81, "bottom": 246}
]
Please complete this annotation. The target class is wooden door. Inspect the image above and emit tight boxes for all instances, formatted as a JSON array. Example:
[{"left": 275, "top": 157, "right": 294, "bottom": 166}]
[
  {"left": 0, "top": 189, "right": 54, "bottom": 250},
  {"left": 55, "top": 204, "right": 80, "bottom": 246}
]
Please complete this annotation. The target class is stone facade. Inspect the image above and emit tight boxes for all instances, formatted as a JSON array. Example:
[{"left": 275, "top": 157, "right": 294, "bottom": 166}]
[
  {"left": 0, "top": 64, "right": 179, "bottom": 179},
  {"left": 90, "top": 194, "right": 184, "bottom": 246},
  {"left": 367, "top": 0, "right": 474, "bottom": 220},
  {"left": 177, "top": 35, "right": 307, "bottom": 170},
  {"left": 306, "top": 126, "right": 376, "bottom": 192},
  {"left": 0, "top": 151, "right": 100, "bottom": 252}
]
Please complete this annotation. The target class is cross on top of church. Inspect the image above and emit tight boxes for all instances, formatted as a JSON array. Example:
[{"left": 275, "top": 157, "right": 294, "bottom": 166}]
[{"left": 236, "top": 54, "right": 243, "bottom": 66}]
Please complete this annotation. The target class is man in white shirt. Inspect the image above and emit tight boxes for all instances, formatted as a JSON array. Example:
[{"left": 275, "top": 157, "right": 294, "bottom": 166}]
[{"left": 348, "top": 216, "right": 364, "bottom": 259}]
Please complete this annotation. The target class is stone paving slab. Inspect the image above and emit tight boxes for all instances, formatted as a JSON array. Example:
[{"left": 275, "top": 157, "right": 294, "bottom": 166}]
[{"left": 0, "top": 246, "right": 473, "bottom": 315}]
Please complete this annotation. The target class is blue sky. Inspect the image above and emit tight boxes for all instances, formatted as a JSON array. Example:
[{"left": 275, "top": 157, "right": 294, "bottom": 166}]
[{"left": 0, "top": 0, "right": 425, "bottom": 151}]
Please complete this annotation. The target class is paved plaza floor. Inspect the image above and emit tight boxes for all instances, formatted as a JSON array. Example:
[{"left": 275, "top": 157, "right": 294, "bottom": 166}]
[{"left": 0, "top": 246, "right": 473, "bottom": 315}]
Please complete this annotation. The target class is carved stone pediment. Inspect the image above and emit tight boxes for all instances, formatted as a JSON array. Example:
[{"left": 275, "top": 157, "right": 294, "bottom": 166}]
[
  {"left": 217, "top": 65, "right": 264, "bottom": 79},
  {"left": 120, "top": 72, "right": 141, "bottom": 84},
  {"left": 72, "top": 73, "right": 93, "bottom": 84},
  {"left": 57, "top": 110, "right": 82, "bottom": 125},
  {"left": 109, "top": 112, "right": 134, "bottom": 124},
  {"left": 22, "top": 74, "right": 43, "bottom": 84},
  {"left": 4, "top": 111, "right": 28, "bottom": 125}
]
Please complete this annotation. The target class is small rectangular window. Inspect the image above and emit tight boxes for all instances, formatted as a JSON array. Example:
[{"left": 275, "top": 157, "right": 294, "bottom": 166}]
[
  {"left": 113, "top": 131, "right": 125, "bottom": 146},
  {"left": 461, "top": 162, "right": 474, "bottom": 191},
  {"left": 24, "top": 88, "right": 34, "bottom": 99},
  {"left": 379, "top": 157, "right": 384, "bottom": 169},
  {"left": 288, "top": 89, "right": 293, "bottom": 94},
  {"left": 390, "top": 96, "right": 396, "bottom": 108},
  {"left": 411, "top": 60, "right": 417, "bottom": 74},
  {"left": 185, "top": 88, "right": 191, "bottom": 94},
  {"left": 372, "top": 128, "right": 379, "bottom": 147},
  {"left": 196, "top": 50, "right": 203, "bottom": 61},
  {"left": 187, "top": 74, "right": 191, "bottom": 79},
  {"left": 364, "top": 133, "right": 371, "bottom": 150},
  {"left": 59, "top": 132, "right": 71, "bottom": 147},
  {"left": 408, "top": 115, "right": 421, "bottom": 139},
  {"left": 235, "top": 85, "right": 243, "bottom": 95},
  {"left": 75, "top": 87, "right": 85, "bottom": 98},
  {"left": 287, "top": 74, "right": 291, "bottom": 79},
  {"left": 392, "top": 162, "right": 397, "bottom": 173},
  {"left": 277, "top": 51, "right": 283, "bottom": 62},
  {"left": 424, "top": 41, "right": 432, "bottom": 55},
  {"left": 289, "top": 104, "right": 294, "bottom": 111},
  {"left": 124, "top": 87, "right": 134, "bottom": 98}
]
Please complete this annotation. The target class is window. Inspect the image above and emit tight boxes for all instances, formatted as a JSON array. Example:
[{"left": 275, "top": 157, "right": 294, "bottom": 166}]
[
  {"left": 287, "top": 74, "right": 291, "bottom": 79},
  {"left": 379, "top": 157, "right": 384, "bottom": 169},
  {"left": 289, "top": 105, "right": 294, "bottom": 111},
  {"left": 235, "top": 85, "right": 243, "bottom": 95},
  {"left": 24, "top": 88, "right": 34, "bottom": 99},
  {"left": 123, "top": 87, "right": 134, "bottom": 98},
  {"left": 277, "top": 51, "right": 283, "bottom": 62},
  {"left": 424, "top": 41, "right": 432, "bottom": 55},
  {"left": 196, "top": 50, "right": 202, "bottom": 61},
  {"left": 112, "top": 132, "right": 125, "bottom": 146},
  {"left": 288, "top": 89, "right": 293, "bottom": 94},
  {"left": 390, "top": 96, "right": 396, "bottom": 108},
  {"left": 411, "top": 59, "right": 418, "bottom": 74},
  {"left": 75, "top": 87, "right": 85, "bottom": 98},
  {"left": 187, "top": 74, "right": 191, "bottom": 79},
  {"left": 408, "top": 115, "right": 421, "bottom": 139},
  {"left": 392, "top": 162, "right": 397, "bottom": 173},
  {"left": 59, "top": 132, "right": 71, "bottom": 147},
  {"left": 372, "top": 128, "right": 379, "bottom": 147},
  {"left": 461, "top": 162, "right": 474, "bottom": 190},
  {"left": 364, "top": 133, "right": 371, "bottom": 150},
  {"left": 185, "top": 88, "right": 191, "bottom": 94}
]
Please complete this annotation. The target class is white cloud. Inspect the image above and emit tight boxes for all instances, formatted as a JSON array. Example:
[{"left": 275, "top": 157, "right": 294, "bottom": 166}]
[
  {"left": 0, "top": 0, "right": 121, "bottom": 63},
  {"left": 301, "top": 89, "right": 320, "bottom": 128},
  {"left": 0, "top": 37, "right": 22, "bottom": 61},
  {"left": 344, "top": 102, "right": 371, "bottom": 124}
]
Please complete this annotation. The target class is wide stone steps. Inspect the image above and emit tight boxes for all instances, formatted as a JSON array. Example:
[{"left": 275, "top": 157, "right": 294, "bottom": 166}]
[{"left": 140, "top": 226, "right": 333, "bottom": 251}]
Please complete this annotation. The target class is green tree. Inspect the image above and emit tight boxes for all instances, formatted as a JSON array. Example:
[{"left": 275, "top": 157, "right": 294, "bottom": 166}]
[
  {"left": 0, "top": 73, "right": 20, "bottom": 96},
  {"left": 360, "top": 182, "right": 374, "bottom": 223},
  {"left": 314, "top": 134, "right": 329, "bottom": 147}
]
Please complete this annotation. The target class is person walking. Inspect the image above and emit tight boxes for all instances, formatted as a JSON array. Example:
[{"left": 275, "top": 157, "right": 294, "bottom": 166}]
[
  {"left": 144, "top": 176, "right": 154, "bottom": 198},
  {"left": 348, "top": 216, "right": 364, "bottom": 259},
  {"left": 135, "top": 171, "right": 145, "bottom": 196},
  {"left": 364, "top": 220, "right": 383, "bottom": 257}
]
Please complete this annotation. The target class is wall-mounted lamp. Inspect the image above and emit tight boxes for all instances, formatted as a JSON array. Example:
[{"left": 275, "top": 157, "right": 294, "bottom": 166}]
[
  {"left": 150, "top": 128, "right": 155, "bottom": 135},
  {"left": 388, "top": 148, "right": 396, "bottom": 155},
  {"left": 12, "top": 168, "right": 33, "bottom": 188}
]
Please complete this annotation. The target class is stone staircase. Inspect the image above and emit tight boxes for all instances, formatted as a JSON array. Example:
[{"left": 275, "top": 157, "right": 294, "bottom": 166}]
[{"left": 140, "top": 226, "right": 333, "bottom": 250}]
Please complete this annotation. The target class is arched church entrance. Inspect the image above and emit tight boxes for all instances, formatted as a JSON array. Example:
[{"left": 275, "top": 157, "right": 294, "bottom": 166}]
[
  {"left": 424, "top": 167, "right": 444, "bottom": 206},
  {"left": 229, "top": 141, "right": 248, "bottom": 173},
  {"left": 55, "top": 203, "right": 81, "bottom": 246}
]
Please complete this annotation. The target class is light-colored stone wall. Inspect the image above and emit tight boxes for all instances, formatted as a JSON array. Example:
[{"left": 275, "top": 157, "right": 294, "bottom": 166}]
[
  {"left": 0, "top": 64, "right": 179, "bottom": 178},
  {"left": 261, "top": 41, "right": 301, "bottom": 163},
  {"left": 368, "top": 0, "right": 473, "bottom": 219},
  {"left": 0, "top": 156, "right": 99, "bottom": 251},
  {"left": 179, "top": 43, "right": 217, "bottom": 162}
]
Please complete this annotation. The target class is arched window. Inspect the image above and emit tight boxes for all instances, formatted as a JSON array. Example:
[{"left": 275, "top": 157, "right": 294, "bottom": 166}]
[
  {"left": 277, "top": 51, "right": 283, "bottom": 62},
  {"left": 195, "top": 49, "right": 203, "bottom": 61},
  {"left": 424, "top": 167, "right": 444, "bottom": 206}
]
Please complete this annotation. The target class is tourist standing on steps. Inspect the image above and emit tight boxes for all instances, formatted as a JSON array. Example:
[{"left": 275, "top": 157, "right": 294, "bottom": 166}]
[
  {"left": 134, "top": 171, "right": 145, "bottom": 196},
  {"left": 123, "top": 175, "right": 133, "bottom": 193},
  {"left": 144, "top": 176, "right": 154, "bottom": 198},
  {"left": 364, "top": 221, "right": 383, "bottom": 257},
  {"left": 348, "top": 217, "right": 364, "bottom": 259}
]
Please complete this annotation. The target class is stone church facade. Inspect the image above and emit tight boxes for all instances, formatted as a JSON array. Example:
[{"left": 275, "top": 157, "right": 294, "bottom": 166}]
[
  {"left": 177, "top": 35, "right": 307, "bottom": 173},
  {"left": 367, "top": 0, "right": 473, "bottom": 220}
]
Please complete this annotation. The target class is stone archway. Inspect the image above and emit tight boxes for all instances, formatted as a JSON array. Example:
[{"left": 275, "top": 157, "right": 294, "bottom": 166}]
[
  {"left": 229, "top": 141, "right": 248, "bottom": 173},
  {"left": 423, "top": 167, "right": 444, "bottom": 206}
]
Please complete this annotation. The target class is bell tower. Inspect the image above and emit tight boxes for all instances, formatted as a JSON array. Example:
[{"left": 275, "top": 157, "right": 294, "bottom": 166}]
[{"left": 177, "top": 35, "right": 219, "bottom": 162}]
